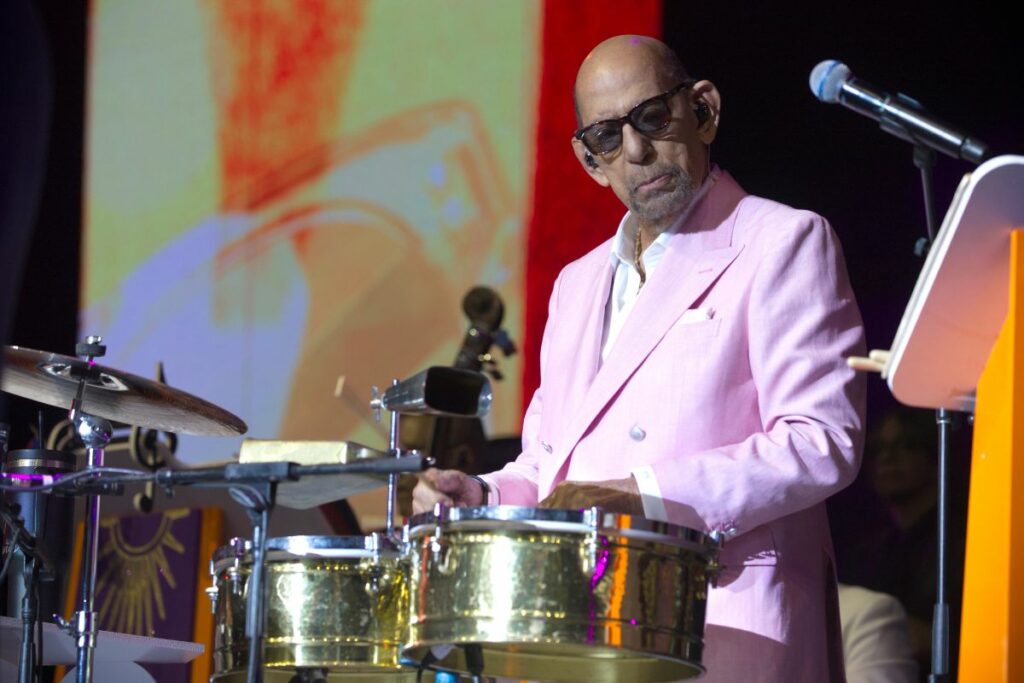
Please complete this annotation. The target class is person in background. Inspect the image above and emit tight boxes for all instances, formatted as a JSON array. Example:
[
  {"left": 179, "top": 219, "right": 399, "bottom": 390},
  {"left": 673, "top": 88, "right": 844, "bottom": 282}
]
[
  {"left": 867, "top": 407, "right": 968, "bottom": 678},
  {"left": 838, "top": 583, "right": 918, "bottom": 683}
]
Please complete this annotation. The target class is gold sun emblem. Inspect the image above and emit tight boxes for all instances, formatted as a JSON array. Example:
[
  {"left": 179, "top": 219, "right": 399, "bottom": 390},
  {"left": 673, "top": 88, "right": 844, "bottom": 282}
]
[{"left": 95, "top": 509, "right": 190, "bottom": 635}]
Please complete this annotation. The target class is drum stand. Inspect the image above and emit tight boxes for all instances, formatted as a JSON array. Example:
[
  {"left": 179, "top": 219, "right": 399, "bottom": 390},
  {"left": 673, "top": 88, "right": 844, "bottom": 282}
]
[
  {"left": 374, "top": 378, "right": 422, "bottom": 540},
  {"left": 369, "top": 372, "right": 492, "bottom": 683},
  {"left": 384, "top": 380, "right": 400, "bottom": 538},
  {"left": 227, "top": 477, "right": 276, "bottom": 683},
  {"left": 378, "top": 383, "right": 489, "bottom": 683}
]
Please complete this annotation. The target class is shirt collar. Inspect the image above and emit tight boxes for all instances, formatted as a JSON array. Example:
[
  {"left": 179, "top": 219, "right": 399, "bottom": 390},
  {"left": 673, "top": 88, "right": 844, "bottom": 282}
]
[{"left": 609, "top": 165, "right": 720, "bottom": 266}]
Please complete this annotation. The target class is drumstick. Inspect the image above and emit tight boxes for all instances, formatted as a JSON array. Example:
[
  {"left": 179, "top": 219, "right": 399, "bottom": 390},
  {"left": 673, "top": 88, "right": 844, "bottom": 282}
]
[{"left": 846, "top": 349, "right": 892, "bottom": 378}]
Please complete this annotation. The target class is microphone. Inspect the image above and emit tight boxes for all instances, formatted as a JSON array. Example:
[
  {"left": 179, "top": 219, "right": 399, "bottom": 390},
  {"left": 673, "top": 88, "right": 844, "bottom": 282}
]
[
  {"left": 809, "top": 60, "right": 989, "bottom": 165},
  {"left": 462, "top": 286, "right": 504, "bottom": 332},
  {"left": 454, "top": 287, "right": 517, "bottom": 372}
]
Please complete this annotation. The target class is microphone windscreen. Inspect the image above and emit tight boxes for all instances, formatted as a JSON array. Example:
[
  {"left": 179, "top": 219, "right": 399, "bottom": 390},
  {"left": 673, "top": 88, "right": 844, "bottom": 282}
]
[
  {"left": 809, "top": 60, "right": 851, "bottom": 103},
  {"left": 462, "top": 286, "right": 503, "bottom": 330}
]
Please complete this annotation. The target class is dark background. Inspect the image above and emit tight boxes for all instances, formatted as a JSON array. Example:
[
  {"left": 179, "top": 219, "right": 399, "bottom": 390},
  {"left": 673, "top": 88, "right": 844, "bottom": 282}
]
[
  {"left": 4, "top": 0, "right": 84, "bottom": 357},
  {"left": 1, "top": 0, "right": 85, "bottom": 441},
  {"left": 665, "top": 3, "right": 1022, "bottom": 417}
]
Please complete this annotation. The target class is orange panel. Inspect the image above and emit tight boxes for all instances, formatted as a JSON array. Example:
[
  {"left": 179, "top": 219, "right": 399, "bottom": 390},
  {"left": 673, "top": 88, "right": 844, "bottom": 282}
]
[{"left": 959, "top": 229, "right": 1024, "bottom": 680}]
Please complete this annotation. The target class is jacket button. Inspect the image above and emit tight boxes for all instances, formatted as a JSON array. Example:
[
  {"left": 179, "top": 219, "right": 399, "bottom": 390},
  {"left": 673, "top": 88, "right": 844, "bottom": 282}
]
[{"left": 629, "top": 425, "right": 646, "bottom": 441}]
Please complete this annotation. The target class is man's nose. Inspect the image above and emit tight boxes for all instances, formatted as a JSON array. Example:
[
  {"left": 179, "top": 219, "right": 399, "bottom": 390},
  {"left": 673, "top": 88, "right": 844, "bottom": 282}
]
[{"left": 620, "top": 123, "right": 653, "bottom": 163}]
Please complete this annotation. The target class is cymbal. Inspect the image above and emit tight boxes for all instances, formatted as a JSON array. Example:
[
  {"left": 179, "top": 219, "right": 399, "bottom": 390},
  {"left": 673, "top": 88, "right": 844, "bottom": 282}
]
[{"left": 1, "top": 346, "right": 247, "bottom": 437}]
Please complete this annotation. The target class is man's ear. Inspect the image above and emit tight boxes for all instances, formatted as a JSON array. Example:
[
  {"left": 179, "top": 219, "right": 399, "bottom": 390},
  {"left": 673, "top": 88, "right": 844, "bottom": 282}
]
[
  {"left": 690, "top": 79, "right": 721, "bottom": 145},
  {"left": 571, "top": 137, "right": 610, "bottom": 187}
]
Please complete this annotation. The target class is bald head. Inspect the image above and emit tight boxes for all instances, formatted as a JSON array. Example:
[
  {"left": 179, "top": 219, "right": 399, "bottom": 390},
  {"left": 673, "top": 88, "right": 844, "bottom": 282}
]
[
  {"left": 568, "top": 35, "right": 720, "bottom": 235},
  {"left": 574, "top": 36, "right": 690, "bottom": 127}
]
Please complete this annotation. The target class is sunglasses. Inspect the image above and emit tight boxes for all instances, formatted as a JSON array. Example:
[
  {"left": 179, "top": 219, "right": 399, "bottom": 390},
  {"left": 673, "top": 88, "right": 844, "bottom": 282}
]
[{"left": 574, "top": 80, "right": 695, "bottom": 156}]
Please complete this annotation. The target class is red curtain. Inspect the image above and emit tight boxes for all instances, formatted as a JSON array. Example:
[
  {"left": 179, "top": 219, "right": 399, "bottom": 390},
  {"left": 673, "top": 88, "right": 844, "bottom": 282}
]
[{"left": 521, "top": 1, "right": 662, "bottom": 413}]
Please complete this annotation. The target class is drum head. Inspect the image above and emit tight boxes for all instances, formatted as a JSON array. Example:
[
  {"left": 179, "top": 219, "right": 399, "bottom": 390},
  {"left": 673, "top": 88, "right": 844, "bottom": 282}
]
[
  {"left": 406, "top": 505, "right": 716, "bottom": 554},
  {"left": 212, "top": 533, "right": 398, "bottom": 571}
]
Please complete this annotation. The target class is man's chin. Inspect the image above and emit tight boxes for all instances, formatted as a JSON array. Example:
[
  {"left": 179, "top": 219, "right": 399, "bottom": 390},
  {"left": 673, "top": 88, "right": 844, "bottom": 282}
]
[{"left": 631, "top": 191, "right": 691, "bottom": 224}]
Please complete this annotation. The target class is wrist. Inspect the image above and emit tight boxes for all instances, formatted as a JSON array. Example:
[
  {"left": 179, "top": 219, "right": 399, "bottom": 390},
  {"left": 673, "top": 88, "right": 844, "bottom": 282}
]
[{"left": 468, "top": 474, "right": 490, "bottom": 506}]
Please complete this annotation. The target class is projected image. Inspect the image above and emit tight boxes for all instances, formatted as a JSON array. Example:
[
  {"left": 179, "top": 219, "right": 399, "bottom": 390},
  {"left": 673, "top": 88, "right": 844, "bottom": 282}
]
[{"left": 82, "top": 0, "right": 538, "bottom": 525}]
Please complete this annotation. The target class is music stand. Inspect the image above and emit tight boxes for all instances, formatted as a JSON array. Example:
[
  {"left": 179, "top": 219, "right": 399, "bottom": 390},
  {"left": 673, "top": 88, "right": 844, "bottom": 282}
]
[
  {"left": 884, "top": 154, "right": 1024, "bottom": 681},
  {"left": 886, "top": 154, "right": 1024, "bottom": 409}
]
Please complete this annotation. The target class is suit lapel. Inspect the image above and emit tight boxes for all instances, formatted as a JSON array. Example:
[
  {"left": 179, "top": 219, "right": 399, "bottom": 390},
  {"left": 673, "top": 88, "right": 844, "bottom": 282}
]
[
  {"left": 535, "top": 252, "right": 613, "bottom": 497},
  {"left": 563, "top": 253, "right": 615, "bottom": 410},
  {"left": 546, "top": 171, "right": 748, "bottom": 486}
]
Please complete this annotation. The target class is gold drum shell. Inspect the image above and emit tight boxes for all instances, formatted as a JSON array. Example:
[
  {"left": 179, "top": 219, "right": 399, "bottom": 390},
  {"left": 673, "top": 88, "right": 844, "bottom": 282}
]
[
  {"left": 209, "top": 535, "right": 410, "bottom": 679},
  {"left": 403, "top": 506, "right": 717, "bottom": 683}
]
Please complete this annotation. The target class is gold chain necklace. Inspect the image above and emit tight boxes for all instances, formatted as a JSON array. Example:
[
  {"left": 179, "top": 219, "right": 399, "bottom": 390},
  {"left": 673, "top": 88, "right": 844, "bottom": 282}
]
[{"left": 633, "top": 226, "right": 647, "bottom": 289}]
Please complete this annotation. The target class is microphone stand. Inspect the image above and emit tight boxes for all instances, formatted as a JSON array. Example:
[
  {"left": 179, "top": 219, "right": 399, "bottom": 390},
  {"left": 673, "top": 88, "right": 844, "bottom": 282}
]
[{"left": 911, "top": 143, "right": 953, "bottom": 683}]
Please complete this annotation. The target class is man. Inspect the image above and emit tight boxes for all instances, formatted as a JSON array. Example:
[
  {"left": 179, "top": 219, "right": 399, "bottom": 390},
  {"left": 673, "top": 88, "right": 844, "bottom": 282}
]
[{"left": 414, "top": 35, "right": 865, "bottom": 681}]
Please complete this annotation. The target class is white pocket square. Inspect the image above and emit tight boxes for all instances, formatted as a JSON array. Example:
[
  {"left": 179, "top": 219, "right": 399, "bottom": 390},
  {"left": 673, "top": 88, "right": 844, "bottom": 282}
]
[{"left": 680, "top": 306, "right": 715, "bottom": 323}]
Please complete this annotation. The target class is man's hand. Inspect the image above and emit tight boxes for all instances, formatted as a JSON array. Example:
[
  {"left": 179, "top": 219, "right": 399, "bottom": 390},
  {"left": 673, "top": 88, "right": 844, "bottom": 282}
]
[
  {"left": 538, "top": 477, "right": 644, "bottom": 516},
  {"left": 411, "top": 468, "right": 485, "bottom": 515}
]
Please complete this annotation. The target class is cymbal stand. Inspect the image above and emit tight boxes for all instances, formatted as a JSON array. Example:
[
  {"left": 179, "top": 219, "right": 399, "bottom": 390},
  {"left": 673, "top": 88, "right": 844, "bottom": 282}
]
[
  {"left": 61, "top": 335, "right": 112, "bottom": 683},
  {"left": 69, "top": 412, "right": 111, "bottom": 683}
]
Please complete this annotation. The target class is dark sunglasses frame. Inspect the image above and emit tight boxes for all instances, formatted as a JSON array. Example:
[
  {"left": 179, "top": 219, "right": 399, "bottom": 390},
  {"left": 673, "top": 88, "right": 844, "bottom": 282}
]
[{"left": 574, "top": 79, "right": 696, "bottom": 155}]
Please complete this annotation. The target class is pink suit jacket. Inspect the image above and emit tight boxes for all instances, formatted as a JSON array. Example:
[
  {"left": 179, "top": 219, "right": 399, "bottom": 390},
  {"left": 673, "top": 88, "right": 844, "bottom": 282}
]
[{"left": 486, "top": 170, "right": 866, "bottom": 682}]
